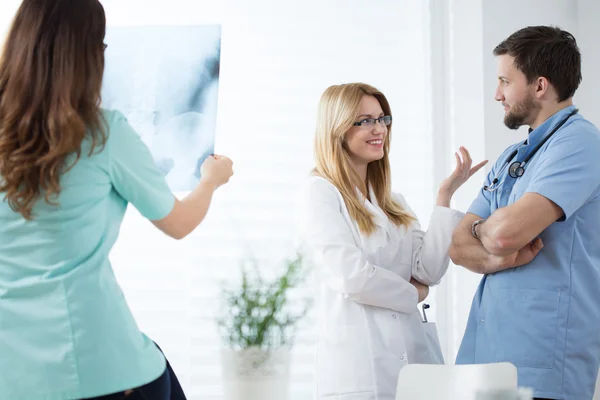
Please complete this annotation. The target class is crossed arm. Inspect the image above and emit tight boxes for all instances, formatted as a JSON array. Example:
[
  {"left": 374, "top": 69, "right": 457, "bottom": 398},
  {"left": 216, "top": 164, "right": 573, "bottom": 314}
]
[{"left": 449, "top": 193, "right": 563, "bottom": 274}]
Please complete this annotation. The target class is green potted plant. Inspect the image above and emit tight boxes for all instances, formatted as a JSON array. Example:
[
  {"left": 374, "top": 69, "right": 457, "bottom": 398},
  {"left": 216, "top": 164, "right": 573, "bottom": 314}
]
[{"left": 216, "top": 253, "right": 312, "bottom": 400}]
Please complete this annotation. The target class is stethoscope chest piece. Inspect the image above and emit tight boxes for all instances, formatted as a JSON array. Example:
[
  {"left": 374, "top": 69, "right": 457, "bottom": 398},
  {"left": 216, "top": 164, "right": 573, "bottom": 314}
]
[{"left": 509, "top": 161, "right": 525, "bottom": 178}]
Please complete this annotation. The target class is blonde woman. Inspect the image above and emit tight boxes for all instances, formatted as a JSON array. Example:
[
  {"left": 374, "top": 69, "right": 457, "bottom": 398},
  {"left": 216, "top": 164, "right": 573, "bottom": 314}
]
[{"left": 301, "top": 83, "right": 486, "bottom": 399}]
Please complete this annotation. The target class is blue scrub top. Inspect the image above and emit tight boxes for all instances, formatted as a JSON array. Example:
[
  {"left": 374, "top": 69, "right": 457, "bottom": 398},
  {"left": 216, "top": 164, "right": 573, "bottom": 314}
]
[
  {"left": 456, "top": 105, "right": 600, "bottom": 400},
  {"left": 0, "top": 110, "right": 176, "bottom": 399}
]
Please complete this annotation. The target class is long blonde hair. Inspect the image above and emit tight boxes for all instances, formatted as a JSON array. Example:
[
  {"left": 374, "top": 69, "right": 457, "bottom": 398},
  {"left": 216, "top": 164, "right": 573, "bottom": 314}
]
[{"left": 313, "top": 83, "right": 415, "bottom": 235}]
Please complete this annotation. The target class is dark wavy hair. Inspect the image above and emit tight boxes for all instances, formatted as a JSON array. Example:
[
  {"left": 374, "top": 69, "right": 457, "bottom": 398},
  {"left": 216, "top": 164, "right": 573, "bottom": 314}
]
[{"left": 0, "top": 0, "right": 108, "bottom": 219}]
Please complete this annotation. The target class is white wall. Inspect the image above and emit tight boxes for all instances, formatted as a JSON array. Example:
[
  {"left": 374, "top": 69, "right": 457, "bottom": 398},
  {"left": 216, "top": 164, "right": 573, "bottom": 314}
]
[
  {"left": 0, "top": 2, "right": 19, "bottom": 39},
  {"left": 428, "top": 0, "right": 488, "bottom": 362},
  {"left": 576, "top": 0, "right": 600, "bottom": 128}
]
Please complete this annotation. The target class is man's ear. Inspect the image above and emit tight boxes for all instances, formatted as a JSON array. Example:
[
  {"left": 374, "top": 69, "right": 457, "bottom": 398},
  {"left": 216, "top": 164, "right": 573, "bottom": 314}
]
[{"left": 534, "top": 76, "right": 550, "bottom": 98}]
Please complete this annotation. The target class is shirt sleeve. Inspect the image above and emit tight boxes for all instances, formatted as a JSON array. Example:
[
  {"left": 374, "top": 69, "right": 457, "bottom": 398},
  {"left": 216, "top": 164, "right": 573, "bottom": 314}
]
[
  {"left": 106, "top": 110, "right": 175, "bottom": 221},
  {"left": 400, "top": 197, "right": 464, "bottom": 286},
  {"left": 526, "top": 127, "right": 600, "bottom": 221}
]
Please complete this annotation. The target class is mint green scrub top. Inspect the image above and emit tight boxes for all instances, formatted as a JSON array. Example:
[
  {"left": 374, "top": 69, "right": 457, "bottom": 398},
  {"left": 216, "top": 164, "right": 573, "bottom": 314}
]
[{"left": 0, "top": 109, "right": 176, "bottom": 399}]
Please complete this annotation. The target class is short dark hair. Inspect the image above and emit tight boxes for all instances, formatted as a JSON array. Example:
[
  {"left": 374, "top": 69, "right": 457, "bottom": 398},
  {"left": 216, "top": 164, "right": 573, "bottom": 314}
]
[{"left": 493, "top": 26, "right": 582, "bottom": 102}]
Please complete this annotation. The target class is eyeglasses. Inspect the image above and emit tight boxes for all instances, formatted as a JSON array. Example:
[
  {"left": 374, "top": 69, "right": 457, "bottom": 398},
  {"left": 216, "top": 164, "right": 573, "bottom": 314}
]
[
  {"left": 102, "top": 43, "right": 108, "bottom": 50},
  {"left": 353, "top": 115, "right": 392, "bottom": 128}
]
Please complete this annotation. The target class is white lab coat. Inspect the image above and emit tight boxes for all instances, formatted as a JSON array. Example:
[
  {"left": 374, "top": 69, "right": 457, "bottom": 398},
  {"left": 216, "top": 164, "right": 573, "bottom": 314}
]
[{"left": 301, "top": 176, "right": 463, "bottom": 400}]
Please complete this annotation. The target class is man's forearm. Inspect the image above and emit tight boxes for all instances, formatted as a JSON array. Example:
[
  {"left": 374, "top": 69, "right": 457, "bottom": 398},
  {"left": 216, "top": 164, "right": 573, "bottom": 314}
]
[
  {"left": 475, "top": 214, "right": 517, "bottom": 256},
  {"left": 449, "top": 240, "right": 500, "bottom": 274},
  {"left": 450, "top": 215, "right": 507, "bottom": 274},
  {"left": 474, "top": 197, "right": 561, "bottom": 256}
]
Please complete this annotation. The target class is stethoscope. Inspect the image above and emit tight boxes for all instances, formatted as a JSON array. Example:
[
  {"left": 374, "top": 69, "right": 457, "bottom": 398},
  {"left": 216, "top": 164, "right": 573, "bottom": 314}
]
[
  {"left": 421, "top": 304, "right": 430, "bottom": 323},
  {"left": 483, "top": 108, "right": 579, "bottom": 192}
]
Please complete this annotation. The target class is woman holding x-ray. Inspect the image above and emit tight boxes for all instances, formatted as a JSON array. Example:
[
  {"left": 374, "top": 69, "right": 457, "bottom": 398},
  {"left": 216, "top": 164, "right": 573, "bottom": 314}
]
[
  {"left": 301, "top": 83, "right": 486, "bottom": 399},
  {"left": 0, "top": 0, "right": 232, "bottom": 398}
]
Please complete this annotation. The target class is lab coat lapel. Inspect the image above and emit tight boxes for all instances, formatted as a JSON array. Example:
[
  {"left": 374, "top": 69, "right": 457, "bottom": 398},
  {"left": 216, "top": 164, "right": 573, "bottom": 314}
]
[{"left": 356, "top": 185, "right": 402, "bottom": 255}]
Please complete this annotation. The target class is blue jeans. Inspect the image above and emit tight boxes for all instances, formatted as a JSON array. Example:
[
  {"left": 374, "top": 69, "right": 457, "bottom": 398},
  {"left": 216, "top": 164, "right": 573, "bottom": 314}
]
[{"left": 84, "top": 342, "right": 186, "bottom": 400}]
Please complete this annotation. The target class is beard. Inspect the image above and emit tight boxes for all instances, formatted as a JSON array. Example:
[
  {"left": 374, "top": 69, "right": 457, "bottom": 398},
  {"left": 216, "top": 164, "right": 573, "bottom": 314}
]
[{"left": 503, "top": 95, "right": 540, "bottom": 130}]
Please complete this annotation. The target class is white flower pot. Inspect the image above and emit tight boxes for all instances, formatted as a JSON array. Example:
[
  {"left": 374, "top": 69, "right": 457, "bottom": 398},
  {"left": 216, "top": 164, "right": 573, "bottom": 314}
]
[{"left": 221, "top": 346, "right": 291, "bottom": 400}]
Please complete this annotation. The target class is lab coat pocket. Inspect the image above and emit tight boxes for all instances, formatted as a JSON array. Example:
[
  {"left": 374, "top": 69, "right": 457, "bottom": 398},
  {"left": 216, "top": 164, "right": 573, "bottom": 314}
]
[
  {"left": 422, "top": 322, "right": 445, "bottom": 364},
  {"left": 491, "top": 288, "right": 560, "bottom": 369},
  {"left": 317, "top": 325, "right": 373, "bottom": 396}
]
